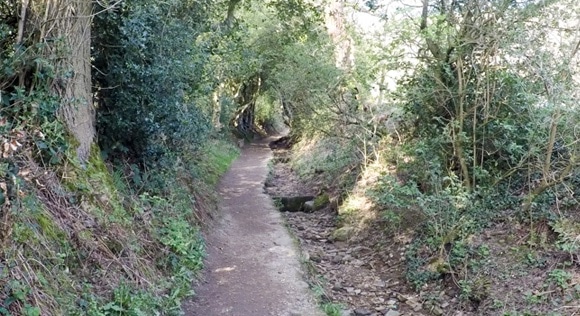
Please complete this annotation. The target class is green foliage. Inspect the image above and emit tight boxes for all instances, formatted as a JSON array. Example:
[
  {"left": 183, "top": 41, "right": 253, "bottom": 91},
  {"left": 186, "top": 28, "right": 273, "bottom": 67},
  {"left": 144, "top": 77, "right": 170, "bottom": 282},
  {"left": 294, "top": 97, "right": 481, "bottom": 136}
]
[
  {"left": 254, "top": 93, "right": 284, "bottom": 132},
  {"left": 551, "top": 218, "right": 580, "bottom": 255},
  {"left": 92, "top": 0, "right": 213, "bottom": 163},
  {"left": 268, "top": 38, "right": 342, "bottom": 135},
  {"left": 368, "top": 173, "right": 420, "bottom": 210},
  {"left": 3, "top": 0, "right": 576, "bottom": 314},
  {"left": 1, "top": 0, "right": 75, "bottom": 169},
  {"left": 401, "top": 66, "right": 543, "bottom": 188},
  {"left": 1, "top": 0, "right": 332, "bottom": 315},
  {"left": 272, "top": 197, "right": 283, "bottom": 210},
  {"left": 313, "top": 193, "right": 330, "bottom": 210},
  {"left": 158, "top": 215, "right": 205, "bottom": 272},
  {"left": 353, "top": 4, "right": 580, "bottom": 305},
  {"left": 548, "top": 269, "right": 572, "bottom": 290},
  {"left": 93, "top": 283, "right": 159, "bottom": 316},
  {"left": 223, "top": 0, "right": 341, "bottom": 137},
  {"left": 292, "top": 137, "right": 361, "bottom": 186},
  {"left": 0, "top": 133, "right": 239, "bottom": 315},
  {"left": 370, "top": 170, "right": 519, "bottom": 292},
  {"left": 0, "top": 280, "right": 40, "bottom": 316},
  {"left": 321, "top": 303, "right": 343, "bottom": 316},
  {"left": 194, "top": 139, "right": 240, "bottom": 186},
  {"left": 0, "top": 46, "right": 70, "bottom": 167}
]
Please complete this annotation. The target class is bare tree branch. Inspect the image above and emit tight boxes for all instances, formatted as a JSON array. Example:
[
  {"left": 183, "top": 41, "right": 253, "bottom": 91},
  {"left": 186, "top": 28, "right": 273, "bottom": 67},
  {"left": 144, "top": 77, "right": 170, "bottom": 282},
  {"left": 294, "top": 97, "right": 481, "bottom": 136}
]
[{"left": 420, "top": 0, "right": 442, "bottom": 60}]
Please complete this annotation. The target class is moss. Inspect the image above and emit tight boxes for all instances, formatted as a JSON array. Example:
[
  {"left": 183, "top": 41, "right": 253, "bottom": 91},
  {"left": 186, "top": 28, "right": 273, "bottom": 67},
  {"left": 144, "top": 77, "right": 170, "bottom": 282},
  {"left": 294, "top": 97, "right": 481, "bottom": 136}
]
[
  {"left": 77, "top": 229, "right": 94, "bottom": 241},
  {"left": 12, "top": 196, "right": 66, "bottom": 244},
  {"left": 313, "top": 193, "right": 330, "bottom": 211},
  {"left": 331, "top": 226, "right": 354, "bottom": 242},
  {"left": 35, "top": 211, "right": 64, "bottom": 241},
  {"left": 82, "top": 144, "right": 129, "bottom": 223},
  {"left": 12, "top": 222, "right": 36, "bottom": 244}
]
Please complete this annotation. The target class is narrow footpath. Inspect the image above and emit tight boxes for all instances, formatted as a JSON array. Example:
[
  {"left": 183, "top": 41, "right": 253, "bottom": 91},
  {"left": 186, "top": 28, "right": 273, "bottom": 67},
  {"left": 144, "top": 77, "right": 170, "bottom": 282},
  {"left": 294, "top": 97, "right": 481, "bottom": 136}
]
[{"left": 183, "top": 138, "right": 322, "bottom": 316}]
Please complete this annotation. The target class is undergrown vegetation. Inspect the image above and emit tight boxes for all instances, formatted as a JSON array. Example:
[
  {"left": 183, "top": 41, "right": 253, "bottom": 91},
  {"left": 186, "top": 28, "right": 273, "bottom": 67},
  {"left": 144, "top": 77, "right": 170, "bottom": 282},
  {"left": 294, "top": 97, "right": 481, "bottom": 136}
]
[
  {"left": 1, "top": 0, "right": 254, "bottom": 314},
  {"left": 1, "top": 0, "right": 579, "bottom": 314},
  {"left": 1, "top": 0, "right": 345, "bottom": 313},
  {"left": 277, "top": 0, "right": 580, "bottom": 315}
]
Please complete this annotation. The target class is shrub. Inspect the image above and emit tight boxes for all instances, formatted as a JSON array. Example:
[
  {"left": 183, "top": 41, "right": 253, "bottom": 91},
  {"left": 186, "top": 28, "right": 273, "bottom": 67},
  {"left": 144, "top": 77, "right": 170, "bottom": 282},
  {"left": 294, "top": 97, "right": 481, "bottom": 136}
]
[{"left": 92, "top": 0, "right": 212, "bottom": 164}]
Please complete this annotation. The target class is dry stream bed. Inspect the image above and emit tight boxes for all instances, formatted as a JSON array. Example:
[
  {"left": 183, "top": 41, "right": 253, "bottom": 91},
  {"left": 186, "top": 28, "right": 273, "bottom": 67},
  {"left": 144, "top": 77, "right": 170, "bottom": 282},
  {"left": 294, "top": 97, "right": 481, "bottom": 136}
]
[{"left": 265, "top": 142, "right": 580, "bottom": 316}]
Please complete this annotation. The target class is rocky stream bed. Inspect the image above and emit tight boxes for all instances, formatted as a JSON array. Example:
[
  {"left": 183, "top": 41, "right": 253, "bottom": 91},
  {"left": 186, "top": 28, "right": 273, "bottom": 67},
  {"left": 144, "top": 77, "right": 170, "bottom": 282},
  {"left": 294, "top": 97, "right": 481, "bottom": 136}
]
[{"left": 263, "top": 145, "right": 462, "bottom": 316}]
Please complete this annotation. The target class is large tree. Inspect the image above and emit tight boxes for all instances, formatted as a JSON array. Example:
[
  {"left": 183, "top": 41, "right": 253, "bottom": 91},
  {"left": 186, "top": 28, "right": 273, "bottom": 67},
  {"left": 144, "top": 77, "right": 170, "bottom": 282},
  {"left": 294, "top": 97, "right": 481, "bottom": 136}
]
[
  {"left": 16, "top": 0, "right": 95, "bottom": 162},
  {"left": 49, "top": 0, "right": 95, "bottom": 162}
]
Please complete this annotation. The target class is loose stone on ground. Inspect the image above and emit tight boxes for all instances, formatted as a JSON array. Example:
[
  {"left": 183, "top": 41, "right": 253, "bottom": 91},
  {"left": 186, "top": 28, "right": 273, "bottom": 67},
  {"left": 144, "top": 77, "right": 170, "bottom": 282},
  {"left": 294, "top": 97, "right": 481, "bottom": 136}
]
[{"left": 265, "top": 144, "right": 426, "bottom": 316}]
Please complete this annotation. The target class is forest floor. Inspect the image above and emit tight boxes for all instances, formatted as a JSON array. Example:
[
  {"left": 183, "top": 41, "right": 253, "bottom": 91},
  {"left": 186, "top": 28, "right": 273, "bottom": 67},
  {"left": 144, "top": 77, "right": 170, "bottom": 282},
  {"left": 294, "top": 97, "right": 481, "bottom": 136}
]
[
  {"left": 183, "top": 137, "right": 323, "bottom": 316},
  {"left": 264, "top": 141, "right": 580, "bottom": 316},
  {"left": 265, "top": 146, "right": 428, "bottom": 316}
]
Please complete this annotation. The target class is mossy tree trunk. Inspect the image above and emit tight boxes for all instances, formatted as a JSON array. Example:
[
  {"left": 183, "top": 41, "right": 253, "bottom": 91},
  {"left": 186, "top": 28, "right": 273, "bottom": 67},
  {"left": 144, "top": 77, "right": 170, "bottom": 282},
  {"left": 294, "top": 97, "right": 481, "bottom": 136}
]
[
  {"left": 50, "top": 0, "right": 95, "bottom": 162},
  {"left": 25, "top": 0, "right": 96, "bottom": 162}
]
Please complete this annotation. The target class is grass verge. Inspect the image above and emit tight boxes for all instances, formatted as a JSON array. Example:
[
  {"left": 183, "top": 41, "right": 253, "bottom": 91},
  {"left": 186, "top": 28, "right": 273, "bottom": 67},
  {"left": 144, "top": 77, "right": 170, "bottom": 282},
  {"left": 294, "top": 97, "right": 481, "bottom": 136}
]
[{"left": 0, "top": 138, "right": 239, "bottom": 315}]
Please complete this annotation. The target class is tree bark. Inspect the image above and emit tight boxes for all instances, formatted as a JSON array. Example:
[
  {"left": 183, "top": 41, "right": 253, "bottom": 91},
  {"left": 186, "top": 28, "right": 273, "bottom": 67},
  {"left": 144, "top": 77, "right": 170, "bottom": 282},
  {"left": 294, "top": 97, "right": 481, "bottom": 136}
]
[
  {"left": 43, "top": 0, "right": 95, "bottom": 162},
  {"left": 232, "top": 76, "right": 261, "bottom": 137},
  {"left": 224, "top": 0, "right": 241, "bottom": 28},
  {"left": 325, "top": 0, "right": 354, "bottom": 69}
]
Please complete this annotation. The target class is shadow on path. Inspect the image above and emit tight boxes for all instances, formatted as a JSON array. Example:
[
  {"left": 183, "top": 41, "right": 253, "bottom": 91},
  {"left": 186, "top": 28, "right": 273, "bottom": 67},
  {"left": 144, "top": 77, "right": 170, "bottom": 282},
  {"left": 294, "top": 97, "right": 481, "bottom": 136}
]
[{"left": 183, "top": 137, "right": 322, "bottom": 316}]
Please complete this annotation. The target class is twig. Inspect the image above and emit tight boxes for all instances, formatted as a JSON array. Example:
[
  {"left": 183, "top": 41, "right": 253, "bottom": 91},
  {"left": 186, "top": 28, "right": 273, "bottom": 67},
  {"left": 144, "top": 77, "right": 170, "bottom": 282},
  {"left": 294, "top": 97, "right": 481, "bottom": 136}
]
[{"left": 558, "top": 305, "right": 580, "bottom": 310}]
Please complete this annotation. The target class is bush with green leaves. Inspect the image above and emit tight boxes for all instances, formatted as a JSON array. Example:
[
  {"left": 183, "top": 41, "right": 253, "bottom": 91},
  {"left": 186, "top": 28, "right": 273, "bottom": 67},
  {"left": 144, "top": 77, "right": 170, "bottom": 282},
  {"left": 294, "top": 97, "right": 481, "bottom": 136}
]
[
  {"left": 92, "top": 0, "right": 213, "bottom": 163},
  {"left": 402, "top": 67, "right": 544, "bottom": 187},
  {"left": 0, "top": 30, "right": 71, "bottom": 167}
]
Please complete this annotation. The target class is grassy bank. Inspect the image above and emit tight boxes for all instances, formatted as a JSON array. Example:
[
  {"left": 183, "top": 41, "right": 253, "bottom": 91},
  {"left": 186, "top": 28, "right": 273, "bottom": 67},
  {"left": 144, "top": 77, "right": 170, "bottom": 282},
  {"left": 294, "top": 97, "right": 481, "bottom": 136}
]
[{"left": 0, "top": 139, "right": 238, "bottom": 315}]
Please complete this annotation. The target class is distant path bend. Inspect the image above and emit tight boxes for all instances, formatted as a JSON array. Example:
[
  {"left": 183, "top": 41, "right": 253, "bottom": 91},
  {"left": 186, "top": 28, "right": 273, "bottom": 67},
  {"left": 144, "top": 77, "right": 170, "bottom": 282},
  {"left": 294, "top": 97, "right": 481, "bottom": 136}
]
[{"left": 184, "top": 138, "right": 322, "bottom": 316}]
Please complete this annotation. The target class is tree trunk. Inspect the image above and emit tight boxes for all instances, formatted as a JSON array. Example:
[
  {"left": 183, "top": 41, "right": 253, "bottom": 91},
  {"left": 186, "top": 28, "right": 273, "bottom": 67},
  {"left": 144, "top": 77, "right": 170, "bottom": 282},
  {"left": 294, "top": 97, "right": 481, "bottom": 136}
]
[
  {"left": 38, "top": 0, "right": 95, "bottom": 163},
  {"left": 232, "top": 76, "right": 261, "bottom": 137},
  {"left": 325, "top": 0, "right": 354, "bottom": 70}
]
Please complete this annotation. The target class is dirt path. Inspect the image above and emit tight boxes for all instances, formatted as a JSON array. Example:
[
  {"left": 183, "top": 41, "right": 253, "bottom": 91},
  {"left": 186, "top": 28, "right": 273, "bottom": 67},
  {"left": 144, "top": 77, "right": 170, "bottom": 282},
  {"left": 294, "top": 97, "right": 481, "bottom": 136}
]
[{"left": 183, "top": 138, "right": 323, "bottom": 316}]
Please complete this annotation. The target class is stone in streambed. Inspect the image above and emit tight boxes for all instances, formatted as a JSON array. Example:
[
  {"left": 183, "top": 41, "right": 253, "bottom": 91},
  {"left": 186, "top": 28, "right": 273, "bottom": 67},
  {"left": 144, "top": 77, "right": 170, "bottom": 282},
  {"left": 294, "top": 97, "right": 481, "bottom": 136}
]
[
  {"left": 353, "top": 308, "right": 372, "bottom": 315},
  {"left": 303, "top": 200, "right": 315, "bottom": 212},
  {"left": 273, "top": 196, "right": 315, "bottom": 212},
  {"left": 331, "top": 226, "right": 355, "bottom": 242}
]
